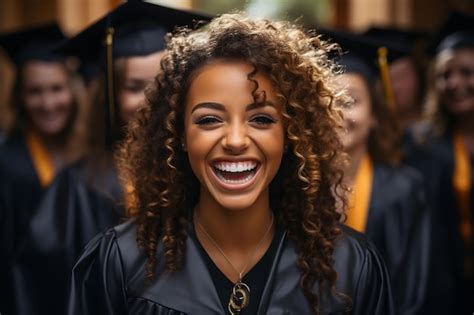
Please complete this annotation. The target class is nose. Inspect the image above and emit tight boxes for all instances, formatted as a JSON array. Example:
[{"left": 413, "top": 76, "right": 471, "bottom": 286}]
[
  {"left": 221, "top": 121, "right": 249, "bottom": 154},
  {"left": 40, "top": 91, "right": 57, "bottom": 109}
]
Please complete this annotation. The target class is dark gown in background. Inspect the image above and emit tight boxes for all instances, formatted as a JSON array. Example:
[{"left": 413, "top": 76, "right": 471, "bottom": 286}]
[
  {"left": 404, "top": 129, "right": 474, "bottom": 315},
  {"left": 0, "top": 133, "right": 44, "bottom": 315},
  {"left": 68, "top": 220, "right": 394, "bottom": 315},
  {"left": 364, "top": 164, "right": 430, "bottom": 315},
  {"left": 1, "top": 156, "right": 123, "bottom": 315}
]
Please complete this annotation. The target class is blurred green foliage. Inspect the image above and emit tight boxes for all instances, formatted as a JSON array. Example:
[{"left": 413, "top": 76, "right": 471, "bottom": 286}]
[{"left": 194, "top": 0, "right": 331, "bottom": 27}]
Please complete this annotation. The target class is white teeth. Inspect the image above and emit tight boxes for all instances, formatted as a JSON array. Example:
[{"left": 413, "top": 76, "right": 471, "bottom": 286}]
[
  {"left": 215, "top": 172, "right": 255, "bottom": 185},
  {"left": 214, "top": 161, "right": 257, "bottom": 173}
]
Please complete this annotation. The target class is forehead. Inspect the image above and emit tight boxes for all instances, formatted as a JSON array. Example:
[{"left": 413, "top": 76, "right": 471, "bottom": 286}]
[
  {"left": 21, "top": 61, "right": 68, "bottom": 84},
  {"left": 336, "top": 73, "right": 368, "bottom": 91},
  {"left": 186, "top": 60, "right": 279, "bottom": 105},
  {"left": 120, "top": 50, "right": 165, "bottom": 80},
  {"left": 436, "top": 48, "right": 474, "bottom": 69}
]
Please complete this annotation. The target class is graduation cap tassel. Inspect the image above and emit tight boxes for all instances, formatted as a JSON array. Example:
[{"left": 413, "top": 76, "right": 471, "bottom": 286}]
[
  {"left": 377, "top": 47, "right": 397, "bottom": 113},
  {"left": 105, "top": 26, "right": 116, "bottom": 149}
]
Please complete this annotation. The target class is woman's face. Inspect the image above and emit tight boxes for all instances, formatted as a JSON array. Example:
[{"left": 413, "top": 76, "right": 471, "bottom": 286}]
[
  {"left": 338, "top": 73, "right": 376, "bottom": 152},
  {"left": 435, "top": 48, "right": 474, "bottom": 115},
  {"left": 21, "top": 61, "right": 74, "bottom": 135},
  {"left": 184, "top": 60, "right": 285, "bottom": 211},
  {"left": 389, "top": 57, "right": 419, "bottom": 113},
  {"left": 116, "top": 51, "right": 165, "bottom": 124}
]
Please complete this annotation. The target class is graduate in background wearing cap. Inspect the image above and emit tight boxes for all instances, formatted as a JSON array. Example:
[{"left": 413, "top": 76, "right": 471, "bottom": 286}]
[
  {"left": 0, "top": 23, "right": 88, "bottom": 315},
  {"left": 363, "top": 27, "right": 429, "bottom": 131},
  {"left": 1, "top": 2, "right": 210, "bottom": 315},
  {"left": 325, "top": 29, "right": 431, "bottom": 314},
  {"left": 55, "top": 0, "right": 210, "bottom": 209},
  {"left": 405, "top": 11, "right": 474, "bottom": 314}
]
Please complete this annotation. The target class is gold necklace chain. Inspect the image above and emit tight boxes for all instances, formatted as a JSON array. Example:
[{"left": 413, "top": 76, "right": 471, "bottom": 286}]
[{"left": 195, "top": 210, "right": 274, "bottom": 314}]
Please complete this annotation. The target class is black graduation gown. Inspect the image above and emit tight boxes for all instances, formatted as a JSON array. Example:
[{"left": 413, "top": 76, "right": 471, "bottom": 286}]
[
  {"left": 404, "top": 131, "right": 473, "bottom": 315},
  {"left": 5, "top": 159, "right": 124, "bottom": 315},
  {"left": 0, "top": 134, "right": 44, "bottom": 253},
  {"left": 364, "top": 164, "right": 430, "bottom": 315},
  {"left": 68, "top": 220, "right": 394, "bottom": 315},
  {"left": 0, "top": 134, "right": 44, "bottom": 314}
]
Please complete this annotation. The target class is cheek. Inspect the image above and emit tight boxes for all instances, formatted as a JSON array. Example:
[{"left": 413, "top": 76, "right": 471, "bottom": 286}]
[
  {"left": 343, "top": 109, "right": 357, "bottom": 123},
  {"left": 184, "top": 127, "right": 215, "bottom": 172},
  {"left": 23, "top": 93, "right": 41, "bottom": 111},
  {"left": 118, "top": 91, "right": 144, "bottom": 114},
  {"left": 57, "top": 90, "right": 74, "bottom": 110},
  {"left": 255, "top": 128, "right": 285, "bottom": 160}
]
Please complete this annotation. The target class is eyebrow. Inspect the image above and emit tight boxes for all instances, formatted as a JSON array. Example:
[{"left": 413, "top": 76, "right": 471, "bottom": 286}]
[{"left": 190, "top": 101, "right": 277, "bottom": 113}]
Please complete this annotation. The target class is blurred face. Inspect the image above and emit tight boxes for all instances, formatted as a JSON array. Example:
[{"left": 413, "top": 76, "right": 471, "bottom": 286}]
[
  {"left": 184, "top": 60, "right": 285, "bottom": 211},
  {"left": 434, "top": 48, "right": 474, "bottom": 115},
  {"left": 389, "top": 57, "right": 419, "bottom": 112},
  {"left": 338, "top": 73, "right": 376, "bottom": 152},
  {"left": 116, "top": 51, "right": 165, "bottom": 124},
  {"left": 21, "top": 61, "right": 73, "bottom": 136}
]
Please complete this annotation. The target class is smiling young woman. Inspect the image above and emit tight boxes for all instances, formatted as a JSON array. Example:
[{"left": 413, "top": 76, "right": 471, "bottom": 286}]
[
  {"left": 405, "top": 12, "right": 474, "bottom": 314},
  {"left": 0, "top": 24, "right": 88, "bottom": 315},
  {"left": 68, "top": 13, "right": 393, "bottom": 315}
]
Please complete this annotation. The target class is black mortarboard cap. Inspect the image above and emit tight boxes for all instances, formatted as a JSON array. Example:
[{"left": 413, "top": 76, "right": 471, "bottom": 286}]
[
  {"left": 57, "top": 0, "right": 211, "bottom": 62},
  {"left": 363, "top": 26, "right": 430, "bottom": 56},
  {"left": 320, "top": 28, "right": 406, "bottom": 84},
  {"left": 56, "top": 0, "right": 211, "bottom": 149},
  {"left": 427, "top": 11, "right": 474, "bottom": 55},
  {"left": 320, "top": 28, "right": 406, "bottom": 111},
  {"left": 0, "top": 23, "right": 66, "bottom": 66}
]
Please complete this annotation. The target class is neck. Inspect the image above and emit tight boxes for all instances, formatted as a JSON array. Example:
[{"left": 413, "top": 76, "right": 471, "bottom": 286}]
[
  {"left": 29, "top": 127, "right": 68, "bottom": 168},
  {"left": 195, "top": 203, "right": 273, "bottom": 251},
  {"left": 399, "top": 108, "right": 422, "bottom": 130},
  {"left": 455, "top": 111, "right": 474, "bottom": 136},
  {"left": 344, "top": 145, "right": 368, "bottom": 186}
]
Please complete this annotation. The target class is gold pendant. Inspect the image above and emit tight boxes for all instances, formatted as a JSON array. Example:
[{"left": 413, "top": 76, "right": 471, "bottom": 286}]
[{"left": 228, "top": 281, "right": 250, "bottom": 315}]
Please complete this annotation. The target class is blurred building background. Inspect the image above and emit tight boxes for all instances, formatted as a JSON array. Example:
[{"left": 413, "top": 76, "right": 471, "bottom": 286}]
[{"left": 1, "top": 0, "right": 473, "bottom": 127}]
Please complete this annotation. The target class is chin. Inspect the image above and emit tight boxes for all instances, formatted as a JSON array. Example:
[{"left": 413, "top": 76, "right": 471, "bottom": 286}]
[
  {"left": 36, "top": 123, "right": 67, "bottom": 136},
  {"left": 212, "top": 195, "right": 260, "bottom": 211}
]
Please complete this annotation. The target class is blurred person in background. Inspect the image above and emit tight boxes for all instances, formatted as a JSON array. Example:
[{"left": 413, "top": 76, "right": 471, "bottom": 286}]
[
  {"left": 363, "top": 27, "right": 430, "bottom": 133},
  {"left": 405, "top": 11, "right": 474, "bottom": 315},
  {"left": 0, "top": 23, "right": 87, "bottom": 315},
  {"left": 54, "top": 1, "right": 209, "bottom": 207},
  {"left": 0, "top": 2, "right": 210, "bottom": 315},
  {"left": 325, "top": 29, "right": 431, "bottom": 314}
]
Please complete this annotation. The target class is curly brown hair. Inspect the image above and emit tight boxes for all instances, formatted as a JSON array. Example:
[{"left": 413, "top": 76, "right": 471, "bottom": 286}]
[{"left": 117, "top": 13, "right": 348, "bottom": 314}]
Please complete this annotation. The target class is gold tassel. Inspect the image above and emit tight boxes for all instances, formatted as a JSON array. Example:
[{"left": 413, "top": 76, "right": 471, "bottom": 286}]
[
  {"left": 105, "top": 27, "right": 116, "bottom": 133},
  {"left": 377, "top": 47, "right": 396, "bottom": 113}
]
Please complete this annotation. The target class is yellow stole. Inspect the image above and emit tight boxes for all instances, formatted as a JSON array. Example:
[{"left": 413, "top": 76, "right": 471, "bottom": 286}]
[
  {"left": 25, "top": 131, "right": 56, "bottom": 187},
  {"left": 346, "top": 154, "right": 374, "bottom": 232},
  {"left": 453, "top": 132, "right": 473, "bottom": 275}
]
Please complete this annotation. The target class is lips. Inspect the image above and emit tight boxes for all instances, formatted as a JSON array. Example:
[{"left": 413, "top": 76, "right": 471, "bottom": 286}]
[{"left": 210, "top": 160, "right": 260, "bottom": 187}]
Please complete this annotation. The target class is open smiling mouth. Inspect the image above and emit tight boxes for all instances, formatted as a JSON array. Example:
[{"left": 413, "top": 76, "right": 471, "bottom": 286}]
[{"left": 212, "top": 161, "right": 260, "bottom": 186}]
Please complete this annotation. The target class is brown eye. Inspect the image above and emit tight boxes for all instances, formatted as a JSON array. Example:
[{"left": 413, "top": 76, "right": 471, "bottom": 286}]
[
  {"left": 194, "top": 115, "right": 222, "bottom": 125},
  {"left": 250, "top": 115, "right": 276, "bottom": 125}
]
